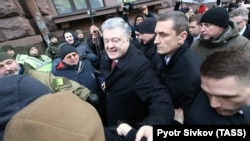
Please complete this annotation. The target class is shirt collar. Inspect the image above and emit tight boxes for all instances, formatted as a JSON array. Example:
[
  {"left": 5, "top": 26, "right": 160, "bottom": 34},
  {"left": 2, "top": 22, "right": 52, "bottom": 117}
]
[{"left": 239, "top": 25, "right": 246, "bottom": 36}]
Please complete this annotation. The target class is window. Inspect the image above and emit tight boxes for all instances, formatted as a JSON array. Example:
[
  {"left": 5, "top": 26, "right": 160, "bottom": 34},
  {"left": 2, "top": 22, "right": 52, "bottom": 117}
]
[
  {"left": 117, "top": 0, "right": 137, "bottom": 3},
  {"left": 90, "top": 0, "right": 104, "bottom": 9},
  {"left": 53, "top": 0, "right": 104, "bottom": 15}
]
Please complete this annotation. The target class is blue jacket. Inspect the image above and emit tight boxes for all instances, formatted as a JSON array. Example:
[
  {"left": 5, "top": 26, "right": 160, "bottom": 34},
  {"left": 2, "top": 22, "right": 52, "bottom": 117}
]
[
  {"left": 0, "top": 75, "right": 51, "bottom": 141},
  {"left": 53, "top": 57, "right": 104, "bottom": 95}
]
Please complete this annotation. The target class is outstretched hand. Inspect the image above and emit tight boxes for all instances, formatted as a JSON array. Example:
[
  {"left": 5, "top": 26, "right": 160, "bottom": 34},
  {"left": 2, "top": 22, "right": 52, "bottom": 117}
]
[{"left": 135, "top": 125, "right": 153, "bottom": 141}]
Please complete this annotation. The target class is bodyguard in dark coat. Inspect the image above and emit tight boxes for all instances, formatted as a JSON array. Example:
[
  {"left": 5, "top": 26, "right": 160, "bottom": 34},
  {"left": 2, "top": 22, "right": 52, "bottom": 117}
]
[
  {"left": 186, "top": 49, "right": 250, "bottom": 124},
  {"left": 154, "top": 11, "right": 202, "bottom": 123},
  {"left": 100, "top": 17, "right": 174, "bottom": 141}
]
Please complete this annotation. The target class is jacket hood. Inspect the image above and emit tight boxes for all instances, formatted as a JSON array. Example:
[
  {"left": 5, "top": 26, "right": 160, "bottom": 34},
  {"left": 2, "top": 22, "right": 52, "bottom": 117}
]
[
  {"left": 200, "top": 20, "right": 239, "bottom": 46},
  {"left": 63, "top": 30, "right": 81, "bottom": 47},
  {"left": 0, "top": 75, "right": 51, "bottom": 141},
  {"left": 3, "top": 92, "right": 105, "bottom": 141}
]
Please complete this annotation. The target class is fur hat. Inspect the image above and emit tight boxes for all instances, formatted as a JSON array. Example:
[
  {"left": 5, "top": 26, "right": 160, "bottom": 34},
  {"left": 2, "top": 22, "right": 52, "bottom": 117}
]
[
  {"left": 0, "top": 75, "right": 51, "bottom": 141},
  {"left": 3, "top": 92, "right": 105, "bottom": 141},
  {"left": 137, "top": 17, "right": 157, "bottom": 34},
  {"left": 59, "top": 43, "right": 77, "bottom": 59},
  {"left": 0, "top": 52, "right": 12, "bottom": 62},
  {"left": 200, "top": 7, "right": 229, "bottom": 29}
]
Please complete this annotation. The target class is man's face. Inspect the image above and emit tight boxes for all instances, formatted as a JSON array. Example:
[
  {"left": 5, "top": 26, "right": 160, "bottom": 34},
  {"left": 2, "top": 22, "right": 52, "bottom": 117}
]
[
  {"left": 189, "top": 21, "right": 201, "bottom": 37},
  {"left": 64, "top": 32, "right": 74, "bottom": 44},
  {"left": 135, "top": 17, "right": 144, "bottom": 26},
  {"left": 0, "top": 59, "right": 20, "bottom": 76},
  {"left": 201, "top": 76, "right": 250, "bottom": 116},
  {"left": 200, "top": 23, "right": 224, "bottom": 40},
  {"left": 7, "top": 49, "right": 15, "bottom": 57},
  {"left": 103, "top": 27, "right": 130, "bottom": 60},
  {"left": 62, "top": 52, "right": 79, "bottom": 66},
  {"left": 29, "top": 47, "right": 39, "bottom": 56},
  {"left": 231, "top": 15, "right": 248, "bottom": 32},
  {"left": 50, "top": 37, "right": 58, "bottom": 43},
  {"left": 154, "top": 20, "right": 187, "bottom": 56},
  {"left": 135, "top": 31, "right": 141, "bottom": 43},
  {"left": 139, "top": 33, "right": 155, "bottom": 45},
  {"left": 77, "top": 33, "right": 84, "bottom": 39}
]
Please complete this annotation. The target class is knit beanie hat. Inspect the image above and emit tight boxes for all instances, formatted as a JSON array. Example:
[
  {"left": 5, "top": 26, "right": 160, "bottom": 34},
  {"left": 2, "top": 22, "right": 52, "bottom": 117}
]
[
  {"left": 1, "top": 45, "right": 14, "bottom": 52},
  {"left": 3, "top": 92, "right": 105, "bottom": 141},
  {"left": 59, "top": 43, "right": 77, "bottom": 59},
  {"left": 200, "top": 7, "right": 229, "bottom": 29},
  {"left": 0, "top": 52, "right": 12, "bottom": 62},
  {"left": 25, "top": 45, "right": 34, "bottom": 55},
  {"left": 197, "top": 5, "right": 208, "bottom": 14},
  {"left": 137, "top": 17, "right": 157, "bottom": 34},
  {"left": 0, "top": 75, "right": 51, "bottom": 141},
  {"left": 48, "top": 33, "right": 56, "bottom": 40}
]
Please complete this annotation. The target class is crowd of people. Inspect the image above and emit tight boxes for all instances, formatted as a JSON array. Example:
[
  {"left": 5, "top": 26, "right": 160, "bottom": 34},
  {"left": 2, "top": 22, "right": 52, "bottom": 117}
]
[{"left": 1, "top": 2, "right": 250, "bottom": 141}]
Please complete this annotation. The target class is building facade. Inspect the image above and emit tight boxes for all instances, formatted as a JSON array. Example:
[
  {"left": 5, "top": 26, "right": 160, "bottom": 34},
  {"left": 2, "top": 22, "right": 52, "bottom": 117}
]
[{"left": 0, "top": 0, "right": 177, "bottom": 53}]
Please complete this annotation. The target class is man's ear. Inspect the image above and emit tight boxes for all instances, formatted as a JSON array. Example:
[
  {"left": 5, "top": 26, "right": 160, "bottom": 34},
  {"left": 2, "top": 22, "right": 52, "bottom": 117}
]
[{"left": 178, "top": 31, "right": 188, "bottom": 44}]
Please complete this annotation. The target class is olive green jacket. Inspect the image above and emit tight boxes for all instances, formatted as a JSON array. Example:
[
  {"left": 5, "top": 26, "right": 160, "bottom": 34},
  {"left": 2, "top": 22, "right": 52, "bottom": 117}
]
[{"left": 23, "top": 66, "right": 90, "bottom": 101}]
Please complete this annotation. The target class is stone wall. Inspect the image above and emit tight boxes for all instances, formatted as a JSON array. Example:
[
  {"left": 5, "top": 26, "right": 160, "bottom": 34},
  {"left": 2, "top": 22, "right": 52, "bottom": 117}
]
[{"left": 0, "top": 0, "right": 57, "bottom": 53}]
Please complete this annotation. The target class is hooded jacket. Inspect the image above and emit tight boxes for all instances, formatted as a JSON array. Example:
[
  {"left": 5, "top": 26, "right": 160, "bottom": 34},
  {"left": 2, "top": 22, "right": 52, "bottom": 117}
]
[
  {"left": 0, "top": 75, "right": 51, "bottom": 141},
  {"left": 190, "top": 20, "right": 250, "bottom": 61},
  {"left": 3, "top": 92, "right": 105, "bottom": 141}
]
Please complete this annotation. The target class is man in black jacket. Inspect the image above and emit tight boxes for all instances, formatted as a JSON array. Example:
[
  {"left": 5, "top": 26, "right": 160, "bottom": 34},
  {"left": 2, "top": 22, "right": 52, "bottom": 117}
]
[
  {"left": 154, "top": 11, "right": 202, "bottom": 124},
  {"left": 187, "top": 49, "right": 250, "bottom": 124},
  {"left": 100, "top": 17, "right": 174, "bottom": 141}
]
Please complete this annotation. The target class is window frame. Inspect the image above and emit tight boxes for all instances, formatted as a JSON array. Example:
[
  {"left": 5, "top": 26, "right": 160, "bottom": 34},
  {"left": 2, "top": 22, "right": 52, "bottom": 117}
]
[{"left": 52, "top": 0, "right": 105, "bottom": 15}]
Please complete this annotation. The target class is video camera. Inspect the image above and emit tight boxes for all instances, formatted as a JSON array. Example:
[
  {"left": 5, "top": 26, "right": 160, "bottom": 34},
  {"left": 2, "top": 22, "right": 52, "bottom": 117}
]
[{"left": 116, "top": 2, "right": 134, "bottom": 13}]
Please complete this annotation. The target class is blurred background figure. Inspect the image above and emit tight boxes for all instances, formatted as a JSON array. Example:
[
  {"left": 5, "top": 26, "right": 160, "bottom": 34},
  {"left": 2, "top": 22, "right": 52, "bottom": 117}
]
[
  {"left": 75, "top": 29, "right": 86, "bottom": 43},
  {"left": 1, "top": 45, "right": 17, "bottom": 59},
  {"left": 229, "top": 7, "right": 250, "bottom": 40},
  {"left": 45, "top": 33, "right": 60, "bottom": 60}
]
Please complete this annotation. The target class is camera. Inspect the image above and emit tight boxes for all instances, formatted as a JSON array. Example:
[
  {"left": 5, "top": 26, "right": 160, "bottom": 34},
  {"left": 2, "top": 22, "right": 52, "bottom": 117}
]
[
  {"left": 87, "top": 10, "right": 96, "bottom": 16},
  {"left": 123, "top": 3, "right": 133, "bottom": 12}
]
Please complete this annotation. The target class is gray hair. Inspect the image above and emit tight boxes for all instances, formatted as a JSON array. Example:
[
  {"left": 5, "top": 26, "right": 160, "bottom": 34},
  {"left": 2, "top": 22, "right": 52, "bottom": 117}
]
[
  {"left": 229, "top": 7, "right": 249, "bottom": 20},
  {"left": 101, "top": 17, "right": 131, "bottom": 37}
]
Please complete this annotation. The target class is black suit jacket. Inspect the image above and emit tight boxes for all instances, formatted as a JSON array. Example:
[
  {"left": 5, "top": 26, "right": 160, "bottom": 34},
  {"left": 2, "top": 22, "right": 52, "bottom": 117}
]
[
  {"left": 100, "top": 44, "right": 174, "bottom": 127},
  {"left": 243, "top": 24, "right": 250, "bottom": 40},
  {"left": 187, "top": 90, "right": 247, "bottom": 124}
]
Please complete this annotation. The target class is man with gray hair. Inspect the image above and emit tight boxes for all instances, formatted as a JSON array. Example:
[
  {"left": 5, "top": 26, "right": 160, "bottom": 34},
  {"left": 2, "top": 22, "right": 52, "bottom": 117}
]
[
  {"left": 229, "top": 7, "right": 250, "bottom": 40},
  {"left": 100, "top": 17, "right": 174, "bottom": 141}
]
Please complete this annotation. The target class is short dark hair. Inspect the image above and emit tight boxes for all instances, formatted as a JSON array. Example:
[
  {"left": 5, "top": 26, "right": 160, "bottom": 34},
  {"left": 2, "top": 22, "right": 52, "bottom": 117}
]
[
  {"left": 189, "top": 13, "right": 202, "bottom": 24},
  {"left": 158, "top": 11, "right": 189, "bottom": 35},
  {"left": 200, "top": 49, "right": 250, "bottom": 83}
]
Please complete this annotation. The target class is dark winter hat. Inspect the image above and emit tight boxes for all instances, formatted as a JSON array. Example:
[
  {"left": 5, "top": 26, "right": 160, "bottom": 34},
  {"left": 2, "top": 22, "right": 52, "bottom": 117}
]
[
  {"left": 0, "top": 75, "right": 51, "bottom": 141},
  {"left": 59, "top": 43, "right": 77, "bottom": 59},
  {"left": 0, "top": 52, "right": 12, "bottom": 62},
  {"left": 200, "top": 7, "right": 229, "bottom": 29},
  {"left": 137, "top": 17, "right": 157, "bottom": 34},
  {"left": 48, "top": 33, "right": 57, "bottom": 40},
  {"left": 25, "top": 45, "right": 34, "bottom": 55},
  {"left": 1, "top": 45, "right": 14, "bottom": 52}
]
